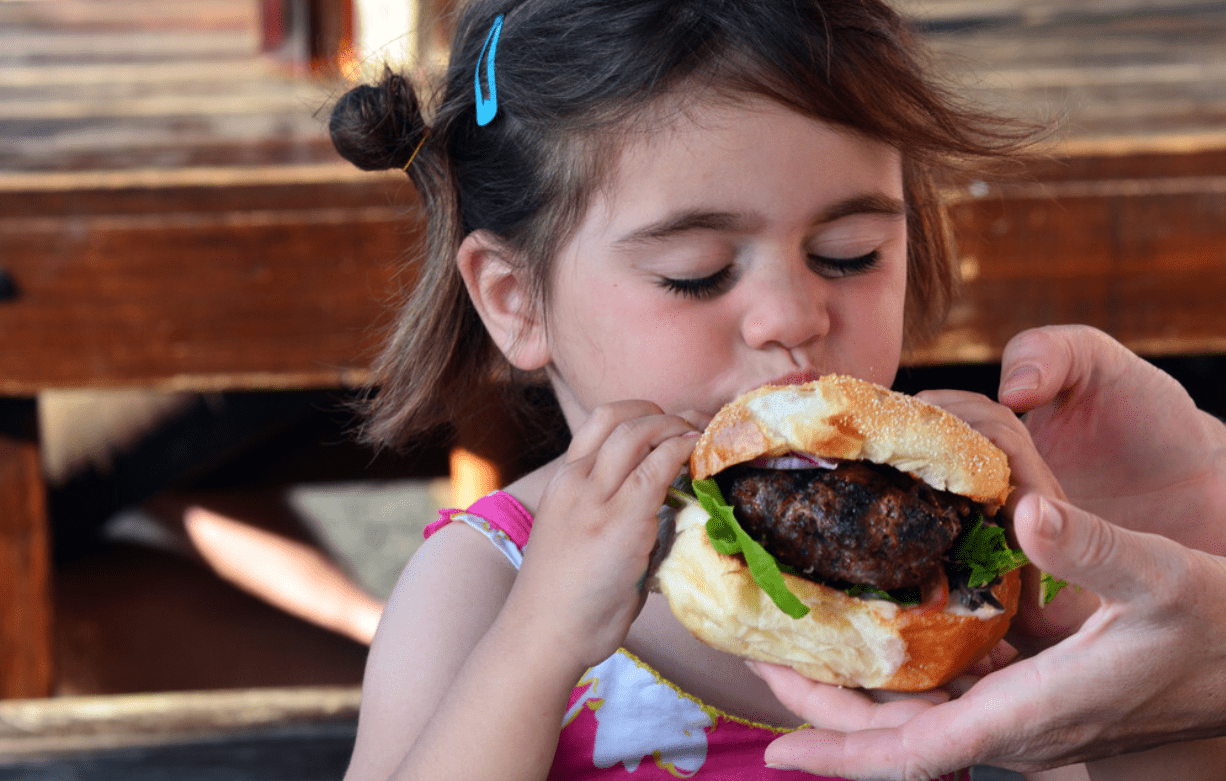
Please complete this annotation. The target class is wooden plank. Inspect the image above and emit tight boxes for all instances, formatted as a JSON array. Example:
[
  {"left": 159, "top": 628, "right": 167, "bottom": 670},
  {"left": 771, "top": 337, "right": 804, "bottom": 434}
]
[
  {"left": 0, "top": 398, "right": 53, "bottom": 700},
  {"left": 0, "top": 192, "right": 416, "bottom": 393},
  {"left": 910, "top": 169, "right": 1226, "bottom": 363},
  {"left": 0, "top": 89, "right": 326, "bottom": 122},
  {"left": 920, "top": 5, "right": 1226, "bottom": 144},
  {"left": 909, "top": 0, "right": 1212, "bottom": 23},
  {"left": 0, "top": 722, "right": 356, "bottom": 780},
  {"left": 0, "top": 685, "right": 359, "bottom": 757},
  {"left": 0, "top": 137, "right": 343, "bottom": 174},
  {"left": 2, "top": 149, "right": 1223, "bottom": 391},
  {"left": 0, "top": 173, "right": 406, "bottom": 213},
  {"left": 0, "top": 0, "right": 257, "bottom": 32},
  {"left": 0, "top": 31, "right": 259, "bottom": 62}
]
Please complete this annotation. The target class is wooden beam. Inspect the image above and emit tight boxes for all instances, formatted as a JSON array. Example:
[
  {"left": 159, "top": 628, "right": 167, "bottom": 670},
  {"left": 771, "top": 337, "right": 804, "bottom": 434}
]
[
  {"left": 0, "top": 398, "right": 53, "bottom": 699},
  {"left": 910, "top": 170, "right": 1226, "bottom": 363},
  {"left": 0, "top": 685, "right": 359, "bottom": 757},
  {"left": 0, "top": 179, "right": 415, "bottom": 394}
]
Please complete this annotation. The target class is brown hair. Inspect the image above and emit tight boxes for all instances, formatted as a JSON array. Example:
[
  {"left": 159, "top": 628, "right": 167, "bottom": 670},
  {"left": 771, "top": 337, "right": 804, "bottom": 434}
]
[{"left": 329, "top": 0, "right": 1035, "bottom": 451}]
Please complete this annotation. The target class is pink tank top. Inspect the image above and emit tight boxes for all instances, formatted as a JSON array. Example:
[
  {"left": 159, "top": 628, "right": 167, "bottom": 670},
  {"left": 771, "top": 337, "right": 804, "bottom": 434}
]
[{"left": 425, "top": 491, "right": 970, "bottom": 781}]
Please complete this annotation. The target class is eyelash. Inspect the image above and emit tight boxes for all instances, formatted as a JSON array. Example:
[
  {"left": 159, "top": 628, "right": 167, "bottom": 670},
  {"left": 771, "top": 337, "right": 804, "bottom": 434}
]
[
  {"left": 658, "top": 250, "right": 881, "bottom": 300},
  {"left": 658, "top": 264, "right": 736, "bottom": 299},
  {"left": 815, "top": 250, "right": 881, "bottom": 278}
]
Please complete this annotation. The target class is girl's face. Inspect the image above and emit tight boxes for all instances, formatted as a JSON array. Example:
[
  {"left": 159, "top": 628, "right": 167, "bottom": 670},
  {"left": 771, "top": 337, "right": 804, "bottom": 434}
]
[{"left": 543, "top": 97, "right": 909, "bottom": 429}]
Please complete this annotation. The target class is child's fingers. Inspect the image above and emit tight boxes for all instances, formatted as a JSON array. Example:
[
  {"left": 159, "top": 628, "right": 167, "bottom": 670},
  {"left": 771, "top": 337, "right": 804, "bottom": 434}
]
[
  {"left": 587, "top": 414, "right": 698, "bottom": 497},
  {"left": 619, "top": 425, "right": 700, "bottom": 500},
  {"left": 566, "top": 400, "right": 668, "bottom": 462}
]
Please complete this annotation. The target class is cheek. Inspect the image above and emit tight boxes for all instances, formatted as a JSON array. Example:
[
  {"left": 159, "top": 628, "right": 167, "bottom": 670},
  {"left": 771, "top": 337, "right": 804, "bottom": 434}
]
[
  {"left": 615, "top": 298, "right": 729, "bottom": 371},
  {"left": 831, "top": 262, "right": 907, "bottom": 383},
  {"left": 598, "top": 294, "right": 733, "bottom": 395}
]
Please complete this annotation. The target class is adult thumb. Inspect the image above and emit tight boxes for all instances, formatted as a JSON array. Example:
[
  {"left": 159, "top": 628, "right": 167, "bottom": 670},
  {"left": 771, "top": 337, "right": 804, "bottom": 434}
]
[{"left": 1014, "top": 493, "right": 1174, "bottom": 605}]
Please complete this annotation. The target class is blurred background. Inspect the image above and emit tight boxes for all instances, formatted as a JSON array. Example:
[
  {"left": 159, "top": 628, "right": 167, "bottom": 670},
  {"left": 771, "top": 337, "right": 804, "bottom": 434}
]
[{"left": 0, "top": 0, "right": 1224, "bottom": 778}]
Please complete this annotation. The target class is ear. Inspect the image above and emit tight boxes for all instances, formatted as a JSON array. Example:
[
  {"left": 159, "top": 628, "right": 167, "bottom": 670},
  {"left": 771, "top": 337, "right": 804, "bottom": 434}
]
[{"left": 456, "top": 230, "right": 550, "bottom": 371}]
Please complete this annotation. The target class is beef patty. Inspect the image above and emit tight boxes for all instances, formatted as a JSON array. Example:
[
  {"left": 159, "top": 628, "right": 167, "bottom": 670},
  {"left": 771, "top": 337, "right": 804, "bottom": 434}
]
[{"left": 714, "top": 461, "right": 976, "bottom": 592}]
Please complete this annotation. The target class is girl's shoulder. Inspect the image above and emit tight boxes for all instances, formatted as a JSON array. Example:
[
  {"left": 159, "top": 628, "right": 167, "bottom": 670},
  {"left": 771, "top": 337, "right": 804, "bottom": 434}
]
[{"left": 396, "top": 514, "right": 520, "bottom": 614}]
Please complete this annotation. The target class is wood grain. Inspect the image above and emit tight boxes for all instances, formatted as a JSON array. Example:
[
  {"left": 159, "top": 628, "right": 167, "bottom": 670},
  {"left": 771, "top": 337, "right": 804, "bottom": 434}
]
[
  {"left": 0, "top": 178, "right": 418, "bottom": 394},
  {"left": 0, "top": 400, "right": 53, "bottom": 699}
]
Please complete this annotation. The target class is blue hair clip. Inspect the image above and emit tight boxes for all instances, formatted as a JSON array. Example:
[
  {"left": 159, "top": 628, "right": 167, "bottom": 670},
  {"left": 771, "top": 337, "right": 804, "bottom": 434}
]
[{"left": 475, "top": 15, "right": 504, "bottom": 126}]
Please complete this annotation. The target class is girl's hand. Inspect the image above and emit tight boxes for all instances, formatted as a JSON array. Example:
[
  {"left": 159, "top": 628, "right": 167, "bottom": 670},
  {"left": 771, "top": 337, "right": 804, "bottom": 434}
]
[
  {"left": 752, "top": 494, "right": 1226, "bottom": 779},
  {"left": 507, "top": 401, "right": 703, "bottom": 671}
]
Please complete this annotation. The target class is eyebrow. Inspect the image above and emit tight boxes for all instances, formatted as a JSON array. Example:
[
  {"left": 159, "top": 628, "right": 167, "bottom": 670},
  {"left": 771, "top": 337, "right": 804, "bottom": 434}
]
[{"left": 612, "top": 192, "right": 906, "bottom": 249}]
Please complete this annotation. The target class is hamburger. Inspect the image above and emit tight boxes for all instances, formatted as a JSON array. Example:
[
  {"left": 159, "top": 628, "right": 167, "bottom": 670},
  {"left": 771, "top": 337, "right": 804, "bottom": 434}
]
[{"left": 652, "top": 375, "right": 1025, "bottom": 691}]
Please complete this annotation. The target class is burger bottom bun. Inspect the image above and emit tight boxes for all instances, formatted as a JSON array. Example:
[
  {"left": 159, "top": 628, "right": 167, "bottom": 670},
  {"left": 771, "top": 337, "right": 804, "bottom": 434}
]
[{"left": 654, "top": 504, "right": 1021, "bottom": 691}]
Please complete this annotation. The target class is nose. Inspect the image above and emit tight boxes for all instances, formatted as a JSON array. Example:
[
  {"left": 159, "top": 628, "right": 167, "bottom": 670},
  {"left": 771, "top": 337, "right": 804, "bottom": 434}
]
[{"left": 740, "top": 252, "right": 831, "bottom": 351}]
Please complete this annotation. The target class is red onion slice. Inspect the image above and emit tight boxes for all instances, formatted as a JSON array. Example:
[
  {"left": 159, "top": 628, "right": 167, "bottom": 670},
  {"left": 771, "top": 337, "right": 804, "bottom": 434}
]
[{"left": 747, "top": 452, "right": 840, "bottom": 470}]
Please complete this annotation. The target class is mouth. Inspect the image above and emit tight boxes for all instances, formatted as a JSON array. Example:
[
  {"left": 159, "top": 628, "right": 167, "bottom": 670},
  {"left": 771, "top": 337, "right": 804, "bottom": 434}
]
[{"left": 759, "top": 369, "right": 826, "bottom": 390}]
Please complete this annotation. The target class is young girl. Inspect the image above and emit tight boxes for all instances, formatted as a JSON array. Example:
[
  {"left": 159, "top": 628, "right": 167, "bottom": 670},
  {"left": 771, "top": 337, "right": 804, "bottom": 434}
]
[{"left": 327, "top": 1, "right": 1072, "bottom": 779}]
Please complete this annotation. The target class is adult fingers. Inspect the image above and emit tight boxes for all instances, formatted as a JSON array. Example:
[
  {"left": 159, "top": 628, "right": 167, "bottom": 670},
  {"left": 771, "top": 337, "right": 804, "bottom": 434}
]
[
  {"left": 914, "top": 389, "right": 1065, "bottom": 502},
  {"left": 764, "top": 723, "right": 966, "bottom": 781},
  {"left": 1012, "top": 492, "right": 1186, "bottom": 605},
  {"left": 752, "top": 662, "right": 939, "bottom": 731},
  {"left": 997, "top": 325, "right": 1120, "bottom": 414}
]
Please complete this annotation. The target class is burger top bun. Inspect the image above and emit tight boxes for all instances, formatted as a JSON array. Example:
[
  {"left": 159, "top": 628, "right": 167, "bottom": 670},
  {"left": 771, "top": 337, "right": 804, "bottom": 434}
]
[{"left": 690, "top": 374, "right": 1011, "bottom": 512}]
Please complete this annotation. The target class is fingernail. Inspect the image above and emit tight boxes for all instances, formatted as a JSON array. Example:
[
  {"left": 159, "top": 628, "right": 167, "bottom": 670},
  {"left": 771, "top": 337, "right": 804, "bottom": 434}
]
[
  {"left": 744, "top": 659, "right": 762, "bottom": 678},
  {"left": 1036, "top": 496, "right": 1063, "bottom": 541},
  {"left": 1001, "top": 364, "right": 1041, "bottom": 397}
]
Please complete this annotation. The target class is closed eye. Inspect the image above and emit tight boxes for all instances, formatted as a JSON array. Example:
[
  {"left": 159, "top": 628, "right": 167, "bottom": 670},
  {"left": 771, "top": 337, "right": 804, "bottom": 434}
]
[
  {"left": 657, "top": 264, "right": 736, "bottom": 300},
  {"left": 809, "top": 250, "right": 881, "bottom": 278}
]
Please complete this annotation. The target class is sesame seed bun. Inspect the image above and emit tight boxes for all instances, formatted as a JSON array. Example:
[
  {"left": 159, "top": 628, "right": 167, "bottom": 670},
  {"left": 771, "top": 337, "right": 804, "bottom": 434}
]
[{"left": 690, "top": 375, "right": 1011, "bottom": 511}]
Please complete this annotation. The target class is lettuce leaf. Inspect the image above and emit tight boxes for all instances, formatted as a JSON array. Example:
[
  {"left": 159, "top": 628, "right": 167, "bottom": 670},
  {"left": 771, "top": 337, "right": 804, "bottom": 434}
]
[
  {"left": 692, "top": 478, "right": 810, "bottom": 619},
  {"left": 950, "top": 514, "right": 1029, "bottom": 588},
  {"left": 842, "top": 583, "right": 921, "bottom": 606},
  {"left": 1042, "top": 572, "right": 1070, "bottom": 603},
  {"left": 951, "top": 514, "right": 1069, "bottom": 605}
]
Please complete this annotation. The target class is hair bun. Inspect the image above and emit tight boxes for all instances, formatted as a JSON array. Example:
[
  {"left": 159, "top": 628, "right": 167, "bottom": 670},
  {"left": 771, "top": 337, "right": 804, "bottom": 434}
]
[{"left": 329, "top": 69, "right": 428, "bottom": 171}]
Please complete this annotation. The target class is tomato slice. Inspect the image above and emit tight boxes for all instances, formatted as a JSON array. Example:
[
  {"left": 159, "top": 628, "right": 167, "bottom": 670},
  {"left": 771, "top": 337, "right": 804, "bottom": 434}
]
[{"left": 910, "top": 570, "right": 950, "bottom": 616}]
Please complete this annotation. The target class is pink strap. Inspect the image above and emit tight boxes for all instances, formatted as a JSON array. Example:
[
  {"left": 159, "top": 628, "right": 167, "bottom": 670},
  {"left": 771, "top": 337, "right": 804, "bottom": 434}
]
[{"left": 424, "top": 490, "right": 534, "bottom": 551}]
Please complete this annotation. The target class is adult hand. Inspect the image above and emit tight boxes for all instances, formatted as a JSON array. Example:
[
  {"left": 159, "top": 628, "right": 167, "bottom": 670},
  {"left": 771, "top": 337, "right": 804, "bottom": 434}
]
[
  {"left": 752, "top": 326, "right": 1226, "bottom": 777},
  {"left": 1000, "top": 325, "right": 1226, "bottom": 642},
  {"left": 755, "top": 492, "right": 1226, "bottom": 779},
  {"left": 999, "top": 325, "right": 1226, "bottom": 557}
]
